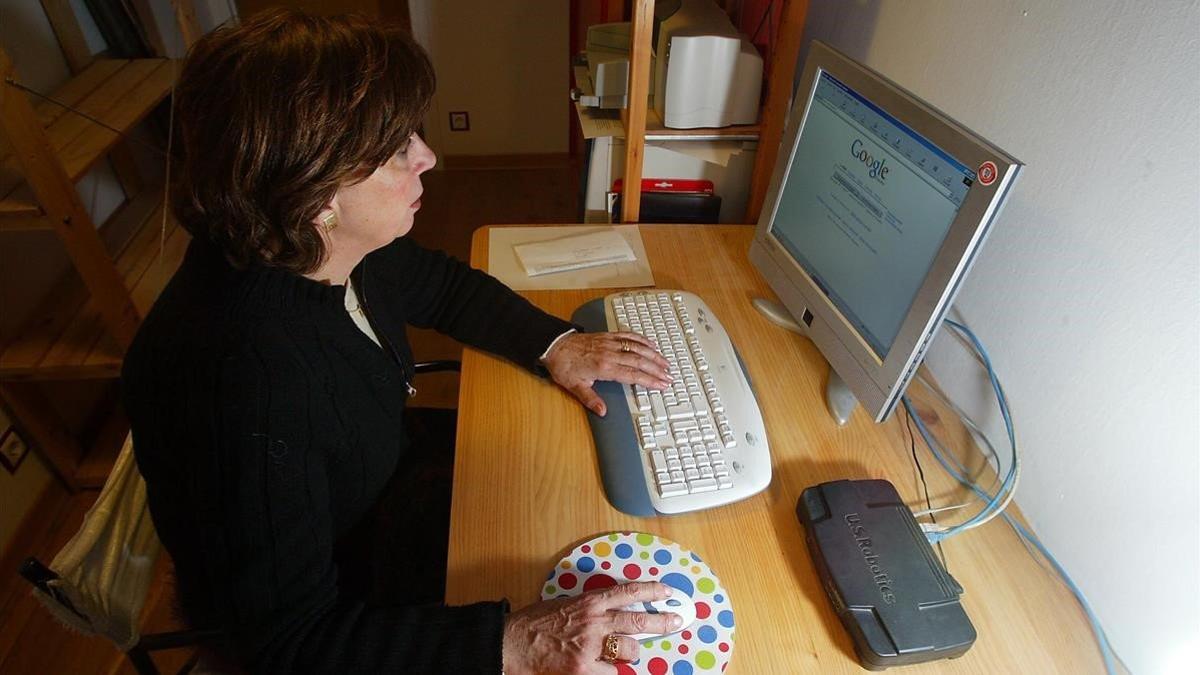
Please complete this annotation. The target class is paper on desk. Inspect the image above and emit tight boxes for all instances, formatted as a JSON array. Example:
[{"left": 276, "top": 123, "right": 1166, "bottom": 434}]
[
  {"left": 488, "top": 225, "right": 654, "bottom": 290},
  {"left": 514, "top": 228, "right": 636, "bottom": 277}
]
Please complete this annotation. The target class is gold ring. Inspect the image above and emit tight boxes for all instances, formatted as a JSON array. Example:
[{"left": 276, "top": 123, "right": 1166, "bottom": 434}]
[
  {"left": 621, "top": 340, "right": 631, "bottom": 353},
  {"left": 600, "top": 634, "right": 622, "bottom": 663}
]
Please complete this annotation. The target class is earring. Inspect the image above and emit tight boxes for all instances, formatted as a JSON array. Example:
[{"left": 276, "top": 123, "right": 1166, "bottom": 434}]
[{"left": 321, "top": 212, "right": 338, "bottom": 232}]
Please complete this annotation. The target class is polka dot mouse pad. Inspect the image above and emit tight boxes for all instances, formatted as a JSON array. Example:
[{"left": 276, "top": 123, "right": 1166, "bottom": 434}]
[{"left": 541, "top": 532, "right": 735, "bottom": 674}]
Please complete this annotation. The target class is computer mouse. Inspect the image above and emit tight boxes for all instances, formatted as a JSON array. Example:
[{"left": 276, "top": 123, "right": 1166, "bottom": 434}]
[{"left": 616, "top": 586, "right": 698, "bottom": 640}]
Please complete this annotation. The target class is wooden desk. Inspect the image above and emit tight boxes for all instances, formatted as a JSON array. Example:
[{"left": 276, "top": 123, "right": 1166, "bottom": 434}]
[{"left": 448, "top": 224, "right": 1102, "bottom": 674}]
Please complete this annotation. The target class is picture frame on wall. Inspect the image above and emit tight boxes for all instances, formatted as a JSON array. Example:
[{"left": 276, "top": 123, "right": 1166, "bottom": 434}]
[{"left": 0, "top": 427, "right": 29, "bottom": 474}]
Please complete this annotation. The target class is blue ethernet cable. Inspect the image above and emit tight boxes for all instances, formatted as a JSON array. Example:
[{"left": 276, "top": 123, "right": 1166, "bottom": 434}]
[{"left": 904, "top": 320, "right": 1117, "bottom": 675}]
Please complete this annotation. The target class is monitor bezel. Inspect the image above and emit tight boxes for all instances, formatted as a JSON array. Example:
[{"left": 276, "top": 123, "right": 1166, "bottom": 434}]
[{"left": 750, "top": 40, "right": 1022, "bottom": 421}]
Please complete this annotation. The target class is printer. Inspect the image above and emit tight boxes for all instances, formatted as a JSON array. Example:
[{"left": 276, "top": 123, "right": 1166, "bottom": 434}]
[{"left": 575, "top": 0, "right": 762, "bottom": 129}]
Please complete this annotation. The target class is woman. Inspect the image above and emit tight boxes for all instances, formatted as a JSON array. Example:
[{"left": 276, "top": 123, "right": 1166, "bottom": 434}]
[{"left": 122, "top": 10, "right": 682, "bottom": 673}]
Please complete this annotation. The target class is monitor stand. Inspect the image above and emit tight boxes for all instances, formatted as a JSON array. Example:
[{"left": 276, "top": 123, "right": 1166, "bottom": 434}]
[{"left": 752, "top": 298, "right": 857, "bottom": 426}]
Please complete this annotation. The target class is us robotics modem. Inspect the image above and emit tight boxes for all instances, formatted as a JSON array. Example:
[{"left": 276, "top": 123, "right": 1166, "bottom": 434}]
[{"left": 797, "top": 479, "right": 976, "bottom": 669}]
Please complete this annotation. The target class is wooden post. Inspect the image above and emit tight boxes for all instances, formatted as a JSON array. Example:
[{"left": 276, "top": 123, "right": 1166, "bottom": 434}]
[
  {"left": 744, "top": 0, "right": 809, "bottom": 223},
  {"left": 38, "top": 0, "right": 94, "bottom": 73},
  {"left": 0, "top": 50, "right": 140, "bottom": 349},
  {"left": 620, "top": 0, "right": 655, "bottom": 224}
]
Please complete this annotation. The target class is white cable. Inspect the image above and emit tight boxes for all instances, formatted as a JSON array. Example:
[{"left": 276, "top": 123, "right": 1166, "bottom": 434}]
[{"left": 953, "top": 424, "right": 1020, "bottom": 533}]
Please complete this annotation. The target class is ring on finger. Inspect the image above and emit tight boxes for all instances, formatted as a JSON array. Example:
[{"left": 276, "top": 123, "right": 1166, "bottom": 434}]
[
  {"left": 620, "top": 339, "right": 632, "bottom": 353},
  {"left": 600, "top": 634, "right": 622, "bottom": 663}
]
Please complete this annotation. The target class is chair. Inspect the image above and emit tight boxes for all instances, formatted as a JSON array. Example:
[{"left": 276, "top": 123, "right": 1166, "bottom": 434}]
[{"left": 18, "top": 360, "right": 461, "bottom": 675}]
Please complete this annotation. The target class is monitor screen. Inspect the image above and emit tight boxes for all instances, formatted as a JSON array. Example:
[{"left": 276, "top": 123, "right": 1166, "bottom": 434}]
[{"left": 770, "top": 71, "right": 975, "bottom": 358}]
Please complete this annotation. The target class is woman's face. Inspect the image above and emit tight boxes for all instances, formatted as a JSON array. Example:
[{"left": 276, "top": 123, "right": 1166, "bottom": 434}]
[{"left": 326, "top": 133, "right": 437, "bottom": 252}]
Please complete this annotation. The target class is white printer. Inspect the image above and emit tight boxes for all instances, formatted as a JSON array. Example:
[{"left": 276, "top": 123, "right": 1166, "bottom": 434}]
[
  {"left": 579, "top": 22, "right": 653, "bottom": 110},
  {"left": 576, "top": 0, "right": 762, "bottom": 128}
]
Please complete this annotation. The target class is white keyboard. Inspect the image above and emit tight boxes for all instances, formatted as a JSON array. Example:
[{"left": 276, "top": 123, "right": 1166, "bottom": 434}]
[{"left": 606, "top": 290, "right": 771, "bottom": 514}]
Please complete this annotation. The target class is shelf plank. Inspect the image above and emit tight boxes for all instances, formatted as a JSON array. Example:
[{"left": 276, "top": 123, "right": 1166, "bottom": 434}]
[
  {"left": 58, "top": 60, "right": 176, "bottom": 183},
  {"left": 0, "top": 187, "right": 50, "bottom": 231},
  {"left": 0, "top": 197, "right": 41, "bottom": 217},
  {"left": 643, "top": 109, "right": 760, "bottom": 139}
]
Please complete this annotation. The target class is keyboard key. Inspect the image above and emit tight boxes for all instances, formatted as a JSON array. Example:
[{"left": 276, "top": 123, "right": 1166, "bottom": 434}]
[
  {"left": 651, "top": 451, "right": 667, "bottom": 472},
  {"left": 688, "top": 478, "right": 719, "bottom": 493},
  {"left": 666, "top": 404, "right": 695, "bottom": 420},
  {"left": 659, "top": 482, "right": 689, "bottom": 497},
  {"left": 650, "top": 395, "right": 667, "bottom": 422}
]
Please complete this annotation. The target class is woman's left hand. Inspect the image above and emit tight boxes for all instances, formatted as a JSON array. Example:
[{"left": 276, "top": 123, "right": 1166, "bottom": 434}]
[{"left": 543, "top": 332, "right": 672, "bottom": 416}]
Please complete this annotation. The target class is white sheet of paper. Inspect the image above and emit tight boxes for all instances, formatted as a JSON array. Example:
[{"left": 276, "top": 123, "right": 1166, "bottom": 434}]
[
  {"left": 514, "top": 229, "right": 636, "bottom": 277},
  {"left": 487, "top": 225, "right": 655, "bottom": 290}
]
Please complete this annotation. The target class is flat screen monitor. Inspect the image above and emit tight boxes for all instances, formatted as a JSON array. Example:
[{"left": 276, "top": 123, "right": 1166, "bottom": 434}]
[{"left": 749, "top": 41, "right": 1022, "bottom": 422}]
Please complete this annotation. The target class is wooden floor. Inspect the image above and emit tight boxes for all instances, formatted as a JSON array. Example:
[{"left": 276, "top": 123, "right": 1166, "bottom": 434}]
[{"left": 0, "top": 161, "right": 580, "bottom": 674}]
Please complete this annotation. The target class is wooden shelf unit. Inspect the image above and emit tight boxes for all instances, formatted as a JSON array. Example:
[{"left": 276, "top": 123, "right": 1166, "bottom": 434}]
[
  {"left": 0, "top": 44, "right": 187, "bottom": 490},
  {"left": 616, "top": 0, "right": 808, "bottom": 223}
]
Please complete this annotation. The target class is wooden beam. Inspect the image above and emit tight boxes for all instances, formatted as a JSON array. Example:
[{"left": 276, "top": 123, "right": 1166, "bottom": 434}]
[
  {"left": 38, "top": 0, "right": 93, "bottom": 74},
  {"left": 620, "top": 0, "right": 655, "bottom": 224},
  {"left": 744, "top": 0, "right": 808, "bottom": 223},
  {"left": 0, "top": 50, "right": 140, "bottom": 350}
]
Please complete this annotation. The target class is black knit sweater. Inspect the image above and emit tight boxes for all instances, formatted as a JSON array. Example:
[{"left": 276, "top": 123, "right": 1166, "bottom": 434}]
[{"left": 121, "top": 236, "right": 574, "bottom": 673}]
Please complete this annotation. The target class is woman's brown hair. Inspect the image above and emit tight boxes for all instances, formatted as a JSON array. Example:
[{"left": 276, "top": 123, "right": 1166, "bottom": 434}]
[{"left": 172, "top": 9, "right": 435, "bottom": 273}]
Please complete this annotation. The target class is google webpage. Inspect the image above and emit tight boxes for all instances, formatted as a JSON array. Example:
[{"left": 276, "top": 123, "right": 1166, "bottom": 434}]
[{"left": 771, "top": 71, "right": 973, "bottom": 358}]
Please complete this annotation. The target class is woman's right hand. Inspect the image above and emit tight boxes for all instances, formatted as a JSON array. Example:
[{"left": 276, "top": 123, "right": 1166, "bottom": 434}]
[{"left": 502, "top": 582, "right": 683, "bottom": 674}]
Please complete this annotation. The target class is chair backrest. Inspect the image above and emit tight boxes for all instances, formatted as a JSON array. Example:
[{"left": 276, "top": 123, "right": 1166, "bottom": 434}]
[{"left": 29, "top": 433, "right": 162, "bottom": 650}]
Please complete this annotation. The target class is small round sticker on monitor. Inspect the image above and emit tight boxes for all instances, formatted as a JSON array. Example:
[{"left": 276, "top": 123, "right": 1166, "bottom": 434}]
[{"left": 978, "top": 160, "right": 998, "bottom": 186}]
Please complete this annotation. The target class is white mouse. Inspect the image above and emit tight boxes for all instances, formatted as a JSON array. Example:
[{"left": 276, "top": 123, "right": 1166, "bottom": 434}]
[{"left": 616, "top": 586, "right": 698, "bottom": 640}]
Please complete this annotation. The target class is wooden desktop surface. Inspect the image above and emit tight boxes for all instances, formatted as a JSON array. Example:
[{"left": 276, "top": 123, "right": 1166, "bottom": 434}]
[{"left": 447, "top": 224, "right": 1102, "bottom": 674}]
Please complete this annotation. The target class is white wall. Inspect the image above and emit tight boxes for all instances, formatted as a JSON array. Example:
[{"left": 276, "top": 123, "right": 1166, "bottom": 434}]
[
  {"left": 409, "top": 0, "right": 568, "bottom": 158},
  {"left": 801, "top": 1, "right": 1200, "bottom": 672}
]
